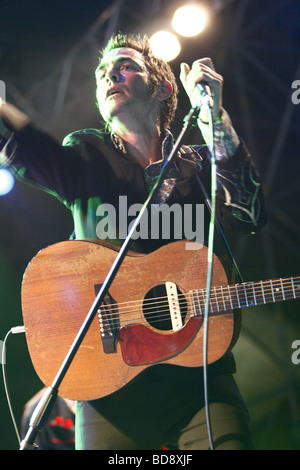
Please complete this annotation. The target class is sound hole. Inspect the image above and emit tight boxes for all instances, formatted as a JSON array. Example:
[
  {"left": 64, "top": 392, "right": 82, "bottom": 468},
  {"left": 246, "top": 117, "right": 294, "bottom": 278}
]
[{"left": 143, "top": 284, "right": 187, "bottom": 331}]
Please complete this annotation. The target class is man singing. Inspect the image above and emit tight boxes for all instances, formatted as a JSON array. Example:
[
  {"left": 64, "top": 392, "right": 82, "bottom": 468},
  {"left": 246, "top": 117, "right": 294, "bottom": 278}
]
[{"left": 0, "top": 33, "right": 265, "bottom": 450}]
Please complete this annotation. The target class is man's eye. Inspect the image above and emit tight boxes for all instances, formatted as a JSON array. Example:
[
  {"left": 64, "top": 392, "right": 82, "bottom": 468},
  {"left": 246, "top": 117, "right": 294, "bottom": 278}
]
[
  {"left": 96, "top": 70, "right": 105, "bottom": 80},
  {"left": 120, "top": 63, "right": 133, "bottom": 71}
]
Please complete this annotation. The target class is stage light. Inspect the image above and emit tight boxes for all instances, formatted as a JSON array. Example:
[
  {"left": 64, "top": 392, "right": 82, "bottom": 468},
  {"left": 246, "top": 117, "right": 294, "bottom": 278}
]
[
  {"left": 149, "top": 31, "right": 181, "bottom": 62},
  {"left": 0, "top": 168, "right": 14, "bottom": 195},
  {"left": 172, "top": 4, "right": 208, "bottom": 37}
]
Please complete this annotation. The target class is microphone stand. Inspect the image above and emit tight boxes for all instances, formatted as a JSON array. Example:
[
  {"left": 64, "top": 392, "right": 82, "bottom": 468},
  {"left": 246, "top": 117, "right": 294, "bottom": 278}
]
[{"left": 19, "top": 105, "right": 200, "bottom": 450}]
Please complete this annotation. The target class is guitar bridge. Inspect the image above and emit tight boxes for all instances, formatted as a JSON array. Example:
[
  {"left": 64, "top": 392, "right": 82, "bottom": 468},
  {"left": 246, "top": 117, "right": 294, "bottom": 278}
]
[
  {"left": 94, "top": 284, "right": 119, "bottom": 354},
  {"left": 166, "top": 281, "right": 183, "bottom": 331}
]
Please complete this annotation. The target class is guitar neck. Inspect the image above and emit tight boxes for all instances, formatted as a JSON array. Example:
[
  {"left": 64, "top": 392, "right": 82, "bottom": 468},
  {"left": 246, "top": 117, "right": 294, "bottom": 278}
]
[{"left": 192, "top": 276, "right": 300, "bottom": 315}]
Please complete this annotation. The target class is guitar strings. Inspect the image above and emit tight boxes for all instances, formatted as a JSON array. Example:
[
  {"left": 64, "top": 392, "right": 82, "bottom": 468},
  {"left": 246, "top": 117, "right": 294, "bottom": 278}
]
[
  {"left": 104, "top": 277, "right": 298, "bottom": 312},
  {"left": 101, "top": 293, "right": 194, "bottom": 326},
  {"left": 95, "top": 278, "right": 299, "bottom": 327},
  {"left": 100, "top": 278, "right": 298, "bottom": 315},
  {"left": 119, "top": 308, "right": 194, "bottom": 328},
  {"left": 102, "top": 281, "right": 299, "bottom": 328},
  {"left": 99, "top": 280, "right": 298, "bottom": 317}
]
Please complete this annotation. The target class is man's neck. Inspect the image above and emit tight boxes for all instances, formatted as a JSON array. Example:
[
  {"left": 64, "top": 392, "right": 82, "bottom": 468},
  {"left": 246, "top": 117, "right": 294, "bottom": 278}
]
[{"left": 111, "top": 120, "right": 163, "bottom": 169}]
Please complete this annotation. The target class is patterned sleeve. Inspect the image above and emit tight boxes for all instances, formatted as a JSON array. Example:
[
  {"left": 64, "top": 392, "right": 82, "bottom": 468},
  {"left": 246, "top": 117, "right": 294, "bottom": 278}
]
[
  {"left": 215, "top": 144, "right": 266, "bottom": 232},
  {"left": 191, "top": 120, "right": 266, "bottom": 233}
]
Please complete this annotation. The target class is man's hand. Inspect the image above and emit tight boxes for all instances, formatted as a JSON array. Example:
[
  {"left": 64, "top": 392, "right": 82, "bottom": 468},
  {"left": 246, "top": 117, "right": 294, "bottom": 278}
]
[{"left": 180, "top": 58, "right": 223, "bottom": 121}]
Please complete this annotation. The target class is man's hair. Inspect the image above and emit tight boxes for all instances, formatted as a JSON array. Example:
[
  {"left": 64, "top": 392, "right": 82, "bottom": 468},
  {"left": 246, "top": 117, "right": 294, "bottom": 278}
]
[{"left": 98, "top": 32, "right": 178, "bottom": 131}]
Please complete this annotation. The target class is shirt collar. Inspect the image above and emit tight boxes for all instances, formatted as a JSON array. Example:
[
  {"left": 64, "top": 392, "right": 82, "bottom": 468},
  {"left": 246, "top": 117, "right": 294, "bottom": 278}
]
[{"left": 109, "top": 130, "right": 174, "bottom": 163}]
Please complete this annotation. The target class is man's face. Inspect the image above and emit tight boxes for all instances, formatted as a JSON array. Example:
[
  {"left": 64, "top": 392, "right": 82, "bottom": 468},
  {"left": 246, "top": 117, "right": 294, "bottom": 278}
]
[{"left": 95, "top": 47, "right": 156, "bottom": 128}]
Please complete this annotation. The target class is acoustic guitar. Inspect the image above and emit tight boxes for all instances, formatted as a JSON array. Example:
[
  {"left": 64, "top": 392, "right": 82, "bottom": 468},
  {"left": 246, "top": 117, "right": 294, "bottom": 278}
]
[{"left": 21, "top": 239, "right": 300, "bottom": 401}]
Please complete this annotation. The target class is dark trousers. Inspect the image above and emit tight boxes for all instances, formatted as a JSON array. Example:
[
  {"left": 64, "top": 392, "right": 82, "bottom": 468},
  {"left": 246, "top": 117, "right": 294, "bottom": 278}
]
[{"left": 75, "top": 367, "right": 254, "bottom": 450}]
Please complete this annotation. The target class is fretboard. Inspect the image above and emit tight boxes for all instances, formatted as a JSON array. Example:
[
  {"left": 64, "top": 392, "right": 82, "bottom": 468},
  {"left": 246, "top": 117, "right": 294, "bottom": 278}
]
[{"left": 191, "top": 276, "right": 300, "bottom": 316}]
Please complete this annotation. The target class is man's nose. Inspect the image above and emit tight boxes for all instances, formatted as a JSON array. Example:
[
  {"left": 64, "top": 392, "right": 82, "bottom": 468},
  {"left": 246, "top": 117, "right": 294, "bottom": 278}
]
[{"left": 106, "top": 67, "right": 120, "bottom": 83}]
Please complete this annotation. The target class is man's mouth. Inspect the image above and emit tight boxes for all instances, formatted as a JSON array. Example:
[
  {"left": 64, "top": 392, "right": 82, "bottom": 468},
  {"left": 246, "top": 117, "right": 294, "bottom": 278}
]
[{"left": 107, "top": 88, "right": 122, "bottom": 99}]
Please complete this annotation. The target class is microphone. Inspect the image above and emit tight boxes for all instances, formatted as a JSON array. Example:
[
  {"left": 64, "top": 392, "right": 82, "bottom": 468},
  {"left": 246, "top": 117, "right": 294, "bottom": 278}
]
[
  {"left": 196, "top": 82, "right": 212, "bottom": 99},
  {"left": 196, "top": 83, "right": 213, "bottom": 110}
]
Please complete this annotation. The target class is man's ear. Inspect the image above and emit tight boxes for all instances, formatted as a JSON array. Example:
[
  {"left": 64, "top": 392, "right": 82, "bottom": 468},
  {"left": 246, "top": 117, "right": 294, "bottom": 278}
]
[{"left": 157, "top": 80, "right": 173, "bottom": 102}]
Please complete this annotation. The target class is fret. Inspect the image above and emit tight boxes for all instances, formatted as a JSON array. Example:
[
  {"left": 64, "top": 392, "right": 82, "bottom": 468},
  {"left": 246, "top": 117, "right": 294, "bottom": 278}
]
[
  {"left": 197, "top": 289, "right": 204, "bottom": 316},
  {"left": 190, "top": 276, "right": 300, "bottom": 318},
  {"left": 228, "top": 285, "right": 239, "bottom": 309},
  {"left": 219, "top": 286, "right": 225, "bottom": 311},
  {"left": 260, "top": 280, "right": 266, "bottom": 304},
  {"left": 196, "top": 286, "right": 230, "bottom": 315},
  {"left": 261, "top": 280, "right": 274, "bottom": 303},
  {"left": 191, "top": 290, "right": 201, "bottom": 317},
  {"left": 199, "top": 289, "right": 206, "bottom": 314},
  {"left": 236, "top": 283, "right": 248, "bottom": 307},
  {"left": 294, "top": 277, "right": 300, "bottom": 298},
  {"left": 252, "top": 282, "right": 257, "bottom": 305},
  {"left": 280, "top": 278, "right": 285, "bottom": 301},
  {"left": 214, "top": 285, "right": 240, "bottom": 312},
  {"left": 252, "top": 281, "right": 266, "bottom": 305},
  {"left": 194, "top": 288, "right": 216, "bottom": 315},
  {"left": 281, "top": 278, "right": 298, "bottom": 300},
  {"left": 224, "top": 285, "right": 233, "bottom": 310},
  {"left": 228, "top": 286, "right": 234, "bottom": 309},
  {"left": 205, "top": 289, "right": 215, "bottom": 313},
  {"left": 260, "top": 278, "right": 300, "bottom": 304},
  {"left": 220, "top": 286, "right": 226, "bottom": 312},
  {"left": 244, "top": 282, "right": 256, "bottom": 306},
  {"left": 209, "top": 292, "right": 214, "bottom": 313},
  {"left": 292, "top": 278, "right": 296, "bottom": 298},
  {"left": 270, "top": 279, "right": 284, "bottom": 302},
  {"left": 270, "top": 280, "right": 275, "bottom": 302},
  {"left": 214, "top": 286, "right": 220, "bottom": 312},
  {"left": 235, "top": 285, "right": 241, "bottom": 308},
  {"left": 243, "top": 283, "right": 249, "bottom": 307}
]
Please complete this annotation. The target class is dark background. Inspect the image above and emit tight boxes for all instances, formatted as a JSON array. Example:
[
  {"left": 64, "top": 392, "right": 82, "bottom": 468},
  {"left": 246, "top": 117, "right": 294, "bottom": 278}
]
[{"left": 0, "top": 0, "right": 299, "bottom": 450}]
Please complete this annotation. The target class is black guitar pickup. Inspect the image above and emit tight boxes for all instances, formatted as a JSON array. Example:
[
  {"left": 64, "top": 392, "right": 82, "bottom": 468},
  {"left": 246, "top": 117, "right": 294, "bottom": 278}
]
[{"left": 94, "top": 284, "right": 119, "bottom": 354}]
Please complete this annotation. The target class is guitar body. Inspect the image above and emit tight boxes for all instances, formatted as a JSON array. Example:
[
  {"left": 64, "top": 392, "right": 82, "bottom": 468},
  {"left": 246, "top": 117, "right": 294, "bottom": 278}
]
[{"left": 21, "top": 239, "right": 237, "bottom": 401}]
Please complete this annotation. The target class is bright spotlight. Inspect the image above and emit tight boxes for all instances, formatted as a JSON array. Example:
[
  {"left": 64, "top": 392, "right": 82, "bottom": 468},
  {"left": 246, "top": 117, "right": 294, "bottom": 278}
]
[
  {"left": 149, "top": 31, "right": 181, "bottom": 62},
  {"left": 0, "top": 168, "right": 14, "bottom": 195},
  {"left": 172, "top": 4, "right": 208, "bottom": 37}
]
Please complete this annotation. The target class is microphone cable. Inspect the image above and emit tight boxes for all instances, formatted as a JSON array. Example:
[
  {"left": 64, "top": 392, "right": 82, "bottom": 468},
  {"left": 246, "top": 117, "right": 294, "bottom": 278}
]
[
  {"left": 197, "top": 86, "right": 216, "bottom": 451},
  {"left": 2, "top": 326, "right": 26, "bottom": 446}
]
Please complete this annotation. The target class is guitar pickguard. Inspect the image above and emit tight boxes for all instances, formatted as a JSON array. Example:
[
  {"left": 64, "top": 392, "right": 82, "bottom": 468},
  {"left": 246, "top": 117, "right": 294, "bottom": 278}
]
[{"left": 119, "top": 316, "right": 203, "bottom": 366}]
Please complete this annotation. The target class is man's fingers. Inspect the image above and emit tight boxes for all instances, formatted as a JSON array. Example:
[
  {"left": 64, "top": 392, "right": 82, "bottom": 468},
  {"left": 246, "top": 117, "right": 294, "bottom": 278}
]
[
  {"left": 180, "top": 62, "right": 190, "bottom": 83},
  {"left": 193, "top": 57, "right": 216, "bottom": 71}
]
